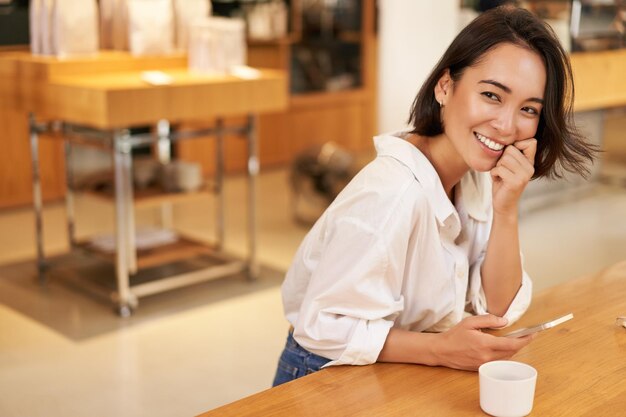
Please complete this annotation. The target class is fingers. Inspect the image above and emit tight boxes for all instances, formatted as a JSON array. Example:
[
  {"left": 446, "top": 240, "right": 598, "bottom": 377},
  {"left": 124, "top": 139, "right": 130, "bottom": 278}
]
[
  {"left": 453, "top": 333, "right": 534, "bottom": 371},
  {"left": 498, "top": 146, "right": 534, "bottom": 179},
  {"left": 490, "top": 164, "right": 516, "bottom": 185},
  {"left": 463, "top": 315, "right": 535, "bottom": 352},
  {"left": 491, "top": 146, "right": 534, "bottom": 193},
  {"left": 512, "top": 138, "right": 537, "bottom": 164},
  {"left": 488, "top": 333, "right": 535, "bottom": 352},
  {"left": 441, "top": 318, "right": 536, "bottom": 371},
  {"left": 461, "top": 314, "right": 508, "bottom": 330}
]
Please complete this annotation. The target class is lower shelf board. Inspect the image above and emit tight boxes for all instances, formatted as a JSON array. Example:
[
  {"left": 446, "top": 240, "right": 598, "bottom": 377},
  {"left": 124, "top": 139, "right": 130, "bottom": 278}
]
[
  {"left": 47, "top": 245, "right": 249, "bottom": 300},
  {"left": 76, "top": 235, "right": 228, "bottom": 270},
  {"left": 83, "top": 184, "right": 214, "bottom": 209}
]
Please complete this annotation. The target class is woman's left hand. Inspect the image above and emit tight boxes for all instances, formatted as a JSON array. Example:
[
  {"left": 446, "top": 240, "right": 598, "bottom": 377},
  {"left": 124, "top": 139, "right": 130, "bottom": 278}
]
[{"left": 490, "top": 138, "right": 537, "bottom": 217}]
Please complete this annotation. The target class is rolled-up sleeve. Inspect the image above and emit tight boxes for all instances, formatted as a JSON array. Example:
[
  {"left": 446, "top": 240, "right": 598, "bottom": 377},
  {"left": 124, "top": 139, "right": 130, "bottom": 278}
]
[
  {"left": 467, "top": 252, "right": 533, "bottom": 325},
  {"left": 293, "top": 216, "right": 405, "bottom": 367}
]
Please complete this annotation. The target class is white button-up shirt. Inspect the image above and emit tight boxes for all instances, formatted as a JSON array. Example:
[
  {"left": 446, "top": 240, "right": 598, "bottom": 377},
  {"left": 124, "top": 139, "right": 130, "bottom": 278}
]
[{"left": 281, "top": 132, "right": 532, "bottom": 367}]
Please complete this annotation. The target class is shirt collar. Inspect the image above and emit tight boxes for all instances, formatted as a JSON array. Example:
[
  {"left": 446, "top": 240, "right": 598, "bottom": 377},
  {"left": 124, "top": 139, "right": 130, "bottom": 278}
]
[
  {"left": 373, "top": 132, "right": 491, "bottom": 224},
  {"left": 458, "top": 170, "right": 491, "bottom": 222}
]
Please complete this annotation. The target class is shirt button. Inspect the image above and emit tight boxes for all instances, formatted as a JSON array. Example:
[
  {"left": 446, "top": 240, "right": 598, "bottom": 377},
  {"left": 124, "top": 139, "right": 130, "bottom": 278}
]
[{"left": 456, "top": 267, "right": 464, "bottom": 278}]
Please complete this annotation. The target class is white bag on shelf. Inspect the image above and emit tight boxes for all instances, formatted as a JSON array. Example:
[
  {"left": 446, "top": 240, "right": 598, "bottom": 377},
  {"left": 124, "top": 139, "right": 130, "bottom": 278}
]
[
  {"left": 51, "top": 0, "right": 99, "bottom": 58},
  {"left": 246, "top": 0, "right": 288, "bottom": 41},
  {"left": 188, "top": 17, "right": 246, "bottom": 74},
  {"left": 127, "top": 0, "right": 174, "bottom": 56},
  {"left": 29, "top": 0, "right": 41, "bottom": 54},
  {"left": 173, "top": 0, "right": 211, "bottom": 52},
  {"left": 39, "top": 0, "right": 55, "bottom": 55},
  {"left": 271, "top": 1, "right": 288, "bottom": 39}
]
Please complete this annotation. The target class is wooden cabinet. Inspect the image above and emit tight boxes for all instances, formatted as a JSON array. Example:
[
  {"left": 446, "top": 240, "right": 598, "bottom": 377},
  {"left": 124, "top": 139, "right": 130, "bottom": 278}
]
[
  {"left": 0, "top": 108, "right": 66, "bottom": 209},
  {"left": 0, "top": 47, "right": 67, "bottom": 209}
]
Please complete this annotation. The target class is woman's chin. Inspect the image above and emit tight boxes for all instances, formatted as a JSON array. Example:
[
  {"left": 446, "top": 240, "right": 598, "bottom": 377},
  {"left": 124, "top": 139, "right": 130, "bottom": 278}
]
[{"left": 468, "top": 159, "right": 497, "bottom": 173}]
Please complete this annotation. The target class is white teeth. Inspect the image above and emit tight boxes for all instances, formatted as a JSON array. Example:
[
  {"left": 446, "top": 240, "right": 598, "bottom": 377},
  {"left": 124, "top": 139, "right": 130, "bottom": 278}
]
[{"left": 475, "top": 133, "right": 504, "bottom": 151}]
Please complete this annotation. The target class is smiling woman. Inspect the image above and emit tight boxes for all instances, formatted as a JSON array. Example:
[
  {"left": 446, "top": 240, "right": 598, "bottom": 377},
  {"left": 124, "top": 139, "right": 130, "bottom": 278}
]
[
  {"left": 425, "top": 43, "right": 546, "bottom": 177},
  {"left": 409, "top": 6, "right": 595, "bottom": 181},
  {"left": 272, "top": 5, "right": 598, "bottom": 386}
]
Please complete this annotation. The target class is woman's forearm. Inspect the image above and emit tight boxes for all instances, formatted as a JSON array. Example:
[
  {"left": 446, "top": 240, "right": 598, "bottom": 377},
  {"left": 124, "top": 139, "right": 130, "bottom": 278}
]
[
  {"left": 378, "top": 316, "right": 535, "bottom": 371},
  {"left": 480, "top": 212, "right": 523, "bottom": 317}
]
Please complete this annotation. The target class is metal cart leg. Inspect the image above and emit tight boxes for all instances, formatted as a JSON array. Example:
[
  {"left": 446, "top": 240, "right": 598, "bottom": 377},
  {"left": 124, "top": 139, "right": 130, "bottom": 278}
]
[
  {"left": 29, "top": 114, "right": 47, "bottom": 283},
  {"left": 64, "top": 138, "right": 77, "bottom": 248},
  {"left": 215, "top": 118, "right": 225, "bottom": 250},
  {"left": 157, "top": 119, "right": 174, "bottom": 229},
  {"left": 124, "top": 135, "right": 137, "bottom": 276},
  {"left": 246, "top": 114, "right": 259, "bottom": 280},
  {"left": 113, "top": 130, "right": 137, "bottom": 316}
]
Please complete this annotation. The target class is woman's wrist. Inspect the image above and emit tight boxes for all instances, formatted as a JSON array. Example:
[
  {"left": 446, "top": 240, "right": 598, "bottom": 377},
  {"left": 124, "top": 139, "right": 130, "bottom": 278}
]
[
  {"left": 492, "top": 209, "right": 519, "bottom": 226},
  {"left": 378, "top": 329, "right": 441, "bottom": 366}
]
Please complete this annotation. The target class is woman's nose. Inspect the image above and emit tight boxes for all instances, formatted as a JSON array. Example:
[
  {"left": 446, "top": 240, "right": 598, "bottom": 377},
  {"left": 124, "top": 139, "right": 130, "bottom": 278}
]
[{"left": 491, "top": 110, "right": 516, "bottom": 139}]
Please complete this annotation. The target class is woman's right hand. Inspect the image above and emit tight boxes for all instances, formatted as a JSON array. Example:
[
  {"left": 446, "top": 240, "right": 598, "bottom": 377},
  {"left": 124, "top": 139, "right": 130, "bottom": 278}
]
[{"left": 433, "top": 314, "right": 534, "bottom": 371}]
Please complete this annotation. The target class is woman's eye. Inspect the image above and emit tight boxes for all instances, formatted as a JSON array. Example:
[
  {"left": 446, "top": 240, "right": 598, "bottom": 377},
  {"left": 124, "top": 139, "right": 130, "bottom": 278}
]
[
  {"left": 481, "top": 91, "right": 500, "bottom": 102},
  {"left": 522, "top": 106, "right": 539, "bottom": 116}
]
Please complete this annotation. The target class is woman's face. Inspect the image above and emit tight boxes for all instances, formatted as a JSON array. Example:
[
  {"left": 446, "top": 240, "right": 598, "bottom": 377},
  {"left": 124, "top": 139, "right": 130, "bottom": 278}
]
[{"left": 437, "top": 42, "right": 546, "bottom": 172}]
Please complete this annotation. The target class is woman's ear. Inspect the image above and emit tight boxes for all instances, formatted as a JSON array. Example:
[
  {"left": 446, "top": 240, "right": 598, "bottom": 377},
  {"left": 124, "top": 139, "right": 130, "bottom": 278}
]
[{"left": 434, "top": 69, "right": 452, "bottom": 106}]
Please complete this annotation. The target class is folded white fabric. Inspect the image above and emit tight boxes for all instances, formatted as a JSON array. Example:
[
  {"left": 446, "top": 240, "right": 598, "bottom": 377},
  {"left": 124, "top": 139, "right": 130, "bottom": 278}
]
[
  {"left": 173, "top": 0, "right": 211, "bottom": 52},
  {"left": 188, "top": 17, "right": 246, "bottom": 73},
  {"left": 90, "top": 227, "right": 178, "bottom": 253},
  {"left": 128, "top": 0, "right": 174, "bottom": 56},
  {"left": 51, "top": 0, "right": 100, "bottom": 58}
]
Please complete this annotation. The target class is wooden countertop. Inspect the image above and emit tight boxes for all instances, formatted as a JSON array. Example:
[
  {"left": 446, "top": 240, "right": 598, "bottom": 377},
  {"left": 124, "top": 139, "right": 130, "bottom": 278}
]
[
  {"left": 0, "top": 50, "right": 186, "bottom": 111},
  {"left": 45, "top": 68, "right": 288, "bottom": 129},
  {"left": 0, "top": 51, "right": 288, "bottom": 128},
  {"left": 199, "top": 260, "right": 626, "bottom": 416}
]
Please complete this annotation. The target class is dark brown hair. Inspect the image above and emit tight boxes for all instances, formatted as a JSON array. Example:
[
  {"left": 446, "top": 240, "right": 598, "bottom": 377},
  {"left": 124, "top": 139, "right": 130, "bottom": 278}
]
[{"left": 408, "top": 6, "right": 597, "bottom": 179}]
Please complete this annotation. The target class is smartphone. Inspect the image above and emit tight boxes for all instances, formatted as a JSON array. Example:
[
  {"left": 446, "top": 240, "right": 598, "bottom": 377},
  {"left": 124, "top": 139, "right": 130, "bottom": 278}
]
[{"left": 503, "top": 313, "right": 574, "bottom": 338}]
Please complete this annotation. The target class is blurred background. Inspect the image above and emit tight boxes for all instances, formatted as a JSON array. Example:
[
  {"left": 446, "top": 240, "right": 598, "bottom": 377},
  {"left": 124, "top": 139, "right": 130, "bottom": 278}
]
[{"left": 1, "top": 0, "right": 626, "bottom": 416}]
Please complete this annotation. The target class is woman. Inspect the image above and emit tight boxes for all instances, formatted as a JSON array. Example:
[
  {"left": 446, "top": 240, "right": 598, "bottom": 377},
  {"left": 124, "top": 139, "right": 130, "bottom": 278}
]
[{"left": 273, "top": 6, "right": 596, "bottom": 386}]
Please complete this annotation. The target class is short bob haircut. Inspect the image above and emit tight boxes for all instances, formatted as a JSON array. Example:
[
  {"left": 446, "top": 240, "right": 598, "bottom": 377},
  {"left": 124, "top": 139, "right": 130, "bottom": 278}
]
[{"left": 408, "top": 6, "right": 596, "bottom": 179}]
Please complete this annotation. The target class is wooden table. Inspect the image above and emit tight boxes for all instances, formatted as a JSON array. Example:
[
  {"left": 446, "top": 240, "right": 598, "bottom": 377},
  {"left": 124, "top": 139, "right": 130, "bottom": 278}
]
[
  {"left": 200, "top": 261, "right": 626, "bottom": 416},
  {"left": 0, "top": 51, "right": 288, "bottom": 315},
  {"left": 0, "top": 50, "right": 188, "bottom": 208}
]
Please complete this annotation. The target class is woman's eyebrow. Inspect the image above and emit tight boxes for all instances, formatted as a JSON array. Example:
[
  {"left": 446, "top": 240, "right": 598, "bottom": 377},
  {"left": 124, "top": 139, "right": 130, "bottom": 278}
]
[{"left": 479, "top": 79, "right": 544, "bottom": 104}]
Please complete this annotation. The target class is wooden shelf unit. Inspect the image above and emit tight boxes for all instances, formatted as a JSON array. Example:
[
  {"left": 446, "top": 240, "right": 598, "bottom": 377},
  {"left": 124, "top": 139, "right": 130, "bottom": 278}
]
[{"left": 177, "top": 0, "right": 378, "bottom": 176}]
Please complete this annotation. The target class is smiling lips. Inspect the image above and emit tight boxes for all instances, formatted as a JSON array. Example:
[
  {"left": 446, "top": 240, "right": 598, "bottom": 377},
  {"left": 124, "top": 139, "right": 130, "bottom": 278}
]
[{"left": 474, "top": 132, "right": 505, "bottom": 152}]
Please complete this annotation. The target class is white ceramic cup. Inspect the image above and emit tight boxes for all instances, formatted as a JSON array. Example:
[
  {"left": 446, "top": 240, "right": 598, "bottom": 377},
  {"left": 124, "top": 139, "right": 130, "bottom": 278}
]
[{"left": 479, "top": 360, "right": 537, "bottom": 417}]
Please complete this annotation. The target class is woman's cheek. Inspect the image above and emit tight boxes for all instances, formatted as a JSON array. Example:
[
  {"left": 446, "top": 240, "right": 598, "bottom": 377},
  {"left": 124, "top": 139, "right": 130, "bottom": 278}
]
[{"left": 520, "top": 118, "right": 540, "bottom": 140}]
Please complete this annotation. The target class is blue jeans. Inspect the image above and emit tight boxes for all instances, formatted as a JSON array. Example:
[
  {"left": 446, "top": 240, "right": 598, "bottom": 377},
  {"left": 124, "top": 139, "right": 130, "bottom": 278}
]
[{"left": 272, "top": 332, "right": 331, "bottom": 387}]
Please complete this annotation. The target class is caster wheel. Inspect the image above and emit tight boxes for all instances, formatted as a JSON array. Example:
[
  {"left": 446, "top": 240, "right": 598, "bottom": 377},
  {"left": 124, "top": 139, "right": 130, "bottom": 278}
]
[
  {"left": 36, "top": 262, "right": 49, "bottom": 285},
  {"left": 246, "top": 266, "right": 260, "bottom": 281},
  {"left": 117, "top": 305, "right": 133, "bottom": 318}
]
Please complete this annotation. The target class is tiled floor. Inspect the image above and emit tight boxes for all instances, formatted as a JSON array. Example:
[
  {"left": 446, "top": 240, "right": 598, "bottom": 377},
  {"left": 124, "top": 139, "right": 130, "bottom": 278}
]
[{"left": 1, "top": 168, "right": 626, "bottom": 416}]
